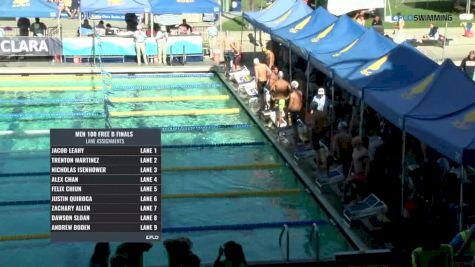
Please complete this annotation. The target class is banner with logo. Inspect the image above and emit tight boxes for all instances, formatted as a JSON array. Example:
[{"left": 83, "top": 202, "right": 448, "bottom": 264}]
[
  {"left": 62, "top": 36, "right": 203, "bottom": 56},
  {"left": 0, "top": 37, "right": 62, "bottom": 56},
  {"left": 327, "top": 0, "right": 384, "bottom": 16}
]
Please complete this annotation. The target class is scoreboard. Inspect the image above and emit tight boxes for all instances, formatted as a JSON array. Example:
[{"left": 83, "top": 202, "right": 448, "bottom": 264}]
[{"left": 50, "top": 129, "right": 161, "bottom": 242}]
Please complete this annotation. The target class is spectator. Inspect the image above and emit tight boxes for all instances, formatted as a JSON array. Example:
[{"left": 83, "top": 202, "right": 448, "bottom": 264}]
[
  {"left": 81, "top": 19, "right": 92, "bottom": 30},
  {"left": 58, "top": 0, "right": 73, "bottom": 17},
  {"left": 214, "top": 241, "right": 247, "bottom": 267},
  {"left": 184, "top": 253, "right": 201, "bottom": 267},
  {"left": 115, "top": 243, "right": 152, "bottom": 267},
  {"left": 156, "top": 25, "right": 168, "bottom": 65},
  {"left": 105, "top": 24, "right": 115, "bottom": 36},
  {"left": 17, "top": 17, "right": 30, "bottom": 36},
  {"left": 164, "top": 237, "right": 194, "bottom": 267},
  {"left": 96, "top": 20, "right": 105, "bottom": 29},
  {"left": 449, "top": 222, "right": 475, "bottom": 256},
  {"left": 178, "top": 19, "right": 192, "bottom": 34},
  {"left": 421, "top": 23, "right": 439, "bottom": 41},
  {"left": 30, "top": 18, "right": 47, "bottom": 37},
  {"left": 460, "top": 50, "right": 475, "bottom": 80},
  {"left": 371, "top": 15, "right": 383, "bottom": 26},
  {"left": 353, "top": 10, "right": 366, "bottom": 26},
  {"left": 134, "top": 25, "right": 148, "bottom": 65},
  {"left": 412, "top": 223, "right": 454, "bottom": 267},
  {"left": 90, "top": 242, "right": 110, "bottom": 267}
]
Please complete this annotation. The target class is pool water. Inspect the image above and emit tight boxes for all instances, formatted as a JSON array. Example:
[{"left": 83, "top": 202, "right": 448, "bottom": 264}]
[{"left": 0, "top": 73, "right": 352, "bottom": 267}]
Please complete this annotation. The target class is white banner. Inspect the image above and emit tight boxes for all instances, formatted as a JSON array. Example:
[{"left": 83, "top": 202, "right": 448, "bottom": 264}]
[{"left": 327, "top": 0, "right": 384, "bottom": 16}]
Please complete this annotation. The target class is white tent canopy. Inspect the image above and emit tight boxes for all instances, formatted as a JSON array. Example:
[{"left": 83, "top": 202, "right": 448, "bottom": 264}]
[{"left": 326, "top": 0, "right": 384, "bottom": 16}]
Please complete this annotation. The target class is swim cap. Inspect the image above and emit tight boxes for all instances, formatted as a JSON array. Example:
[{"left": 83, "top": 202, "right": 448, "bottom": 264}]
[
  {"left": 253, "top": 58, "right": 260, "bottom": 64},
  {"left": 278, "top": 71, "right": 284, "bottom": 78},
  {"left": 291, "top": 81, "right": 299, "bottom": 88}
]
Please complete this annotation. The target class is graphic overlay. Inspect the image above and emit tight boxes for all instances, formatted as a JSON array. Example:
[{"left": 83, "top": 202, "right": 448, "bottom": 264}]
[{"left": 50, "top": 129, "right": 161, "bottom": 242}]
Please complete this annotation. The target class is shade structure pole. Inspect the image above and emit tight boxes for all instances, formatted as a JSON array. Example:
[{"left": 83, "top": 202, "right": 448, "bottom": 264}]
[
  {"left": 305, "top": 60, "right": 310, "bottom": 111},
  {"left": 442, "top": 21, "right": 448, "bottom": 61},
  {"left": 358, "top": 99, "right": 364, "bottom": 138},
  {"left": 289, "top": 48, "right": 292, "bottom": 81},
  {"left": 330, "top": 77, "right": 335, "bottom": 135},
  {"left": 150, "top": 13, "right": 153, "bottom": 36},
  {"left": 459, "top": 166, "right": 465, "bottom": 231},
  {"left": 79, "top": 11, "right": 82, "bottom": 37},
  {"left": 253, "top": 26, "right": 256, "bottom": 58},
  {"left": 401, "top": 131, "right": 406, "bottom": 217}
]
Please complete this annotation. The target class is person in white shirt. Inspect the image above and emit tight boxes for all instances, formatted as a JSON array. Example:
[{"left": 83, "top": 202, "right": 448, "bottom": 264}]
[
  {"left": 155, "top": 26, "right": 168, "bottom": 65},
  {"left": 134, "top": 25, "right": 148, "bottom": 65},
  {"left": 310, "top": 88, "right": 327, "bottom": 113}
]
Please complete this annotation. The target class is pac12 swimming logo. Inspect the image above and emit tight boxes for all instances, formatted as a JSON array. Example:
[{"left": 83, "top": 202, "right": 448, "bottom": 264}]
[{"left": 391, "top": 14, "right": 453, "bottom": 22}]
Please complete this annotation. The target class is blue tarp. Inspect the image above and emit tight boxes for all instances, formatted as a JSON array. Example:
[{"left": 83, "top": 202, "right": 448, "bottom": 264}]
[
  {"left": 311, "top": 28, "right": 396, "bottom": 96},
  {"left": 243, "top": 0, "right": 295, "bottom": 28},
  {"left": 81, "top": 0, "right": 151, "bottom": 13},
  {"left": 271, "top": 7, "right": 336, "bottom": 46},
  {"left": 258, "top": 0, "right": 312, "bottom": 33},
  {"left": 405, "top": 104, "right": 475, "bottom": 165},
  {"left": 364, "top": 60, "right": 475, "bottom": 129},
  {"left": 150, "top": 0, "right": 220, "bottom": 14},
  {"left": 0, "top": 0, "right": 58, "bottom": 18},
  {"left": 347, "top": 42, "right": 438, "bottom": 92},
  {"left": 294, "top": 15, "right": 364, "bottom": 60}
]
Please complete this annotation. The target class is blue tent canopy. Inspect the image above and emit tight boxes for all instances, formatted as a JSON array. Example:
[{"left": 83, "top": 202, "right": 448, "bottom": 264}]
[
  {"left": 297, "top": 15, "right": 364, "bottom": 62},
  {"left": 309, "top": 28, "right": 396, "bottom": 96},
  {"left": 258, "top": 0, "right": 312, "bottom": 33},
  {"left": 243, "top": 0, "right": 295, "bottom": 28},
  {"left": 150, "top": 0, "right": 220, "bottom": 14},
  {"left": 405, "top": 104, "right": 475, "bottom": 165},
  {"left": 347, "top": 42, "right": 438, "bottom": 92},
  {"left": 81, "top": 0, "right": 151, "bottom": 13},
  {"left": 0, "top": 0, "right": 58, "bottom": 18},
  {"left": 364, "top": 60, "right": 475, "bottom": 128},
  {"left": 271, "top": 7, "right": 337, "bottom": 46}
]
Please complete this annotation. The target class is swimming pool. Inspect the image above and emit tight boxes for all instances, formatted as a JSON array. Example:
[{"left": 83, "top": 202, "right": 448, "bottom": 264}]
[{"left": 0, "top": 72, "right": 353, "bottom": 266}]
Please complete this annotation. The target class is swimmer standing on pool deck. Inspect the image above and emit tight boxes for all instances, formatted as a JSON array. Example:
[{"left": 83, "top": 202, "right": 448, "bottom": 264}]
[{"left": 271, "top": 71, "right": 290, "bottom": 127}]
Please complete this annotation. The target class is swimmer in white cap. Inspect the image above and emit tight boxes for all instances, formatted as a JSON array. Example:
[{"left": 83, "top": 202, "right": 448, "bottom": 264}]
[
  {"left": 254, "top": 58, "right": 271, "bottom": 111},
  {"left": 271, "top": 72, "right": 291, "bottom": 127},
  {"left": 288, "top": 80, "right": 303, "bottom": 143}
]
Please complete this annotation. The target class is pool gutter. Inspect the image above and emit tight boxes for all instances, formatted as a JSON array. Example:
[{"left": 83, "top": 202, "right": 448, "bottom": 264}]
[{"left": 217, "top": 73, "right": 368, "bottom": 252}]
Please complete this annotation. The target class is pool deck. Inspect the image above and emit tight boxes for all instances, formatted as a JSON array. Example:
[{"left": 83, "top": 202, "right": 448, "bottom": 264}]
[{"left": 217, "top": 73, "right": 371, "bottom": 252}]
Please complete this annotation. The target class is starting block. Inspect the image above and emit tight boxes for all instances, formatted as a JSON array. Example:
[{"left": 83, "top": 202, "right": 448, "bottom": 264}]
[
  {"left": 294, "top": 144, "right": 314, "bottom": 161},
  {"left": 229, "top": 66, "right": 250, "bottom": 82}
]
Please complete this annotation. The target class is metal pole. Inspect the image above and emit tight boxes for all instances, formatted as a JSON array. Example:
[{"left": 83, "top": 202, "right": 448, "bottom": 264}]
[
  {"left": 305, "top": 61, "right": 310, "bottom": 111},
  {"left": 79, "top": 11, "right": 82, "bottom": 37},
  {"left": 358, "top": 99, "right": 364, "bottom": 138},
  {"left": 459, "top": 166, "right": 465, "bottom": 231},
  {"left": 150, "top": 13, "right": 153, "bottom": 36},
  {"left": 441, "top": 21, "right": 448, "bottom": 61},
  {"left": 219, "top": 1, "right": 223, "bottom": 34},
  {"left": 253, "top": 26, "right": 256, "bottom": 57},
  {"left": 289, "top": 48, "right": 292, "bottom": 81},
  {"left": 330, "top": 78, "right": 335, "bottom": 135},
  {"left": 401, "top": 131, "right": 406, "bottom": 216}
]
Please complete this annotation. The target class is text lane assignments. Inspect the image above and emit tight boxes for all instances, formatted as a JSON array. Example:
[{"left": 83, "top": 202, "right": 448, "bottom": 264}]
[{"left": 50, "top": 129, "right": 161, "bottom": 242}]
